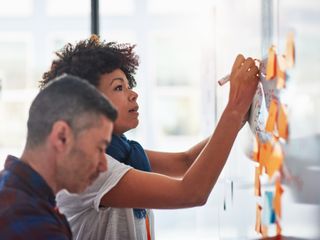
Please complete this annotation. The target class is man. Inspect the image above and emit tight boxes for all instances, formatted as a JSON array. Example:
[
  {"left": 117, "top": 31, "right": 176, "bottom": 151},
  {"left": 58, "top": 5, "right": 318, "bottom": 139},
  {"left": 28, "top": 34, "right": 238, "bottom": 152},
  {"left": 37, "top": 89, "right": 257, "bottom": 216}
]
[
  {"left": 0, "top": 74, "right": 117, "bottom": 239},
  {"left": 40, "top": 36, "right": 259, "bottom": 240}
]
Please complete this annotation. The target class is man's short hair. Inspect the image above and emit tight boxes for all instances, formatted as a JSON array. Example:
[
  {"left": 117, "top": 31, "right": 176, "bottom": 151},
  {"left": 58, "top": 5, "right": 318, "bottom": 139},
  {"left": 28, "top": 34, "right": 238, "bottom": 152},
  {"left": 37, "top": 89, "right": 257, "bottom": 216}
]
[{"left": 26, "top": 74, "right": 117, "bottom": 148}]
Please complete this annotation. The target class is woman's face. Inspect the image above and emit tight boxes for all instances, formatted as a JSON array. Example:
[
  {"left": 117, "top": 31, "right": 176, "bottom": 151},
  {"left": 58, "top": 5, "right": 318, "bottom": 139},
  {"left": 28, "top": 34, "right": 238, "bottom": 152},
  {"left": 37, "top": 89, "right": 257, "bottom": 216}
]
[{"left": 98, "top": 69, "right": 139, "bottom": 135}]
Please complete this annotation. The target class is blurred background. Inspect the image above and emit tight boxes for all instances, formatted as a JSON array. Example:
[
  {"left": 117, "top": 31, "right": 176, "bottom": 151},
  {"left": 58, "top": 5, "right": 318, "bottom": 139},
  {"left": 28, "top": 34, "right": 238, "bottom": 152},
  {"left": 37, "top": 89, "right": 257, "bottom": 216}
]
[{"left": 0, "top": 0, "right": 319, "bottom": 239}]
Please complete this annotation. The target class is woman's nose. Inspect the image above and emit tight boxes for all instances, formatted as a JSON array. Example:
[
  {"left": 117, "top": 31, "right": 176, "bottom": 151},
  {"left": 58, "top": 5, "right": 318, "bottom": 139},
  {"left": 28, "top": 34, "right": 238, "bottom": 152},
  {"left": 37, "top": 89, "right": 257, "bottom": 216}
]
[{"left": 129, "top": 89, "right": 138, "bottom": 101}]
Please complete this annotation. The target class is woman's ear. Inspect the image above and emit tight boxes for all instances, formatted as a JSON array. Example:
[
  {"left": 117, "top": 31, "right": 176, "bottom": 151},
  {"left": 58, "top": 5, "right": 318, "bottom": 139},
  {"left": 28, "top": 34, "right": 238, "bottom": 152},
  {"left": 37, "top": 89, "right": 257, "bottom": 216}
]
[{"left": 48, "top": 120, "right": 73, "bottom": 152}]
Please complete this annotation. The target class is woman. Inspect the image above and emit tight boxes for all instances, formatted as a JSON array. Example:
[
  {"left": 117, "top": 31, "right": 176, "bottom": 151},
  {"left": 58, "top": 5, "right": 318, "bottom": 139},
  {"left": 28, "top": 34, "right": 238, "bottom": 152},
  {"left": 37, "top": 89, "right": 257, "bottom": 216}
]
[{"left": 41, "top": 35, "right": 259, "bottom": 240}]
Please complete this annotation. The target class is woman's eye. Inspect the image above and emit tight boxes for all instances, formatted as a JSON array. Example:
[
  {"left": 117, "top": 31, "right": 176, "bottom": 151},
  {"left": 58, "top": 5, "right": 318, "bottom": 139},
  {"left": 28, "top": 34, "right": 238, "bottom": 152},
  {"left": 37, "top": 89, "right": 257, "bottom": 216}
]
[{"left": 115, "top": 85, "right": 123, "bottom": 91}]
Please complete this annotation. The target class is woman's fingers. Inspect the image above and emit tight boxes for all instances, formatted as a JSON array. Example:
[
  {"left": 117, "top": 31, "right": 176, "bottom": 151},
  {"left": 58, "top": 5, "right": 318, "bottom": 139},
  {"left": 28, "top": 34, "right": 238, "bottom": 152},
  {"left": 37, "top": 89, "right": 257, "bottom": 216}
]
[{"left": 232, "top": 54, "right": 245, "bottom": 72}]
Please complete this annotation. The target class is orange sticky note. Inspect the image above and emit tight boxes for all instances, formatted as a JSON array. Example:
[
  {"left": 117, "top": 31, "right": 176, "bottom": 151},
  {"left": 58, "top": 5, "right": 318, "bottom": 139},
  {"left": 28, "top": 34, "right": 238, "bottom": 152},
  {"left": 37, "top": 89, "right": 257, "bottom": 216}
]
[
  {"left": 286, "top": 32, "right": 295, "bottom": 68},
  {"left": 255, "top": 204, "right": 262, "bottom": 233},
  {"left": 265, "top": 99, "right": 278, "bottom": 133},
  {"left": 259, "top": 141, "right": 273, "bottom": 170},
  {"left": 273, "top": 179, "right": 284, "bottom": 218},
  {"left": 255, "top": 166, "right": 261, "bottom": 196},
  {"left": 265, "top": 142, "right": 284, "bottom": 179},
  {"left": 278, "top": 104, "right": 289, "bottom": 140},
  {"left": 266, "top": 46, "right": 277, "bottom": 80},
  {"left": 276, "top": 55, "right": 286, "bottom": 89}
]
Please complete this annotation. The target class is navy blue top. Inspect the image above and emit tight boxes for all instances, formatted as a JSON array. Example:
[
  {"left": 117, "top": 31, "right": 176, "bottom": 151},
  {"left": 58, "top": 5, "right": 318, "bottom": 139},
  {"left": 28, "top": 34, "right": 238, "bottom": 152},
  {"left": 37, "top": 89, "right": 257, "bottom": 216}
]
[{"left": 0, "top": 155, "right": 72, "bottom": 239}]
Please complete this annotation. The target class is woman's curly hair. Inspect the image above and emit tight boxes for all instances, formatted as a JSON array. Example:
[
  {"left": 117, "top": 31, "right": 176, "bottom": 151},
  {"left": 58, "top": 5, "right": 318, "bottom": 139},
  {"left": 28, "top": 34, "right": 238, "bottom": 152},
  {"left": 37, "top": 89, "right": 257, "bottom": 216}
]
[{"left": 40, "top": 35, "right": 139, "bottom": 89}]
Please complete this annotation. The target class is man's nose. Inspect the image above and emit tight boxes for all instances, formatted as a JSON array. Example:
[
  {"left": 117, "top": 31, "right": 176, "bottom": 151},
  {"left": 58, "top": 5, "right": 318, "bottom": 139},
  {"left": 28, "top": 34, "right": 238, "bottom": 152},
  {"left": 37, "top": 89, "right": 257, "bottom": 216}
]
[{"left": 99, "top": 154, "right": 108, "bottom": 172}]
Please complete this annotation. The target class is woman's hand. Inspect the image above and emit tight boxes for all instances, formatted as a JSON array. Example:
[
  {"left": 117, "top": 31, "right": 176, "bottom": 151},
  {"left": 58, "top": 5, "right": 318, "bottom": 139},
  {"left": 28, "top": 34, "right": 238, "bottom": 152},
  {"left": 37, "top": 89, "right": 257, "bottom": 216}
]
[{"left": 227, "top": 54, "right": 259, "bottom": 123}]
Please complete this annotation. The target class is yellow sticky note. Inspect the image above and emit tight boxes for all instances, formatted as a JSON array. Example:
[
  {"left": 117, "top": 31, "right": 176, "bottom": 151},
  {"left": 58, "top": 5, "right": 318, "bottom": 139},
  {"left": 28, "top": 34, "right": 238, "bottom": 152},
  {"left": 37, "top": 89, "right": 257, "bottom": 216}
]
[
  {"left": 286, "top": 32, "right": 295, "bottom": 68},
  {"left": 265, "top": 99, "right": 278, "bottom": 133},
  {"left": 266, "top": 46, "right": 277, "bottom": 80}
]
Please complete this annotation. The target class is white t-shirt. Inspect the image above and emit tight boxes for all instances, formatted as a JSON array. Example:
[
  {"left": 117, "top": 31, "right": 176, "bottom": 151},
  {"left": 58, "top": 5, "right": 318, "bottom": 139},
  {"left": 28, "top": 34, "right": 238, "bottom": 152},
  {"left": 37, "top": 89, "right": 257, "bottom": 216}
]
[{"left": 56, "top": 155, "right": 155, "bottom": 240}]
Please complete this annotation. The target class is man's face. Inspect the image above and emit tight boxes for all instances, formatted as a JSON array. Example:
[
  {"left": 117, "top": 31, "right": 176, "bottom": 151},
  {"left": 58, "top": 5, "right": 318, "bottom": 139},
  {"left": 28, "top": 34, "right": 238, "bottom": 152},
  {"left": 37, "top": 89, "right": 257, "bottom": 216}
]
[
  {"left": 58, "top": 116, "right": 113, "bottom": 193},
  {"left": 98, "top": 69, "right": 139, "bottom": 135}
]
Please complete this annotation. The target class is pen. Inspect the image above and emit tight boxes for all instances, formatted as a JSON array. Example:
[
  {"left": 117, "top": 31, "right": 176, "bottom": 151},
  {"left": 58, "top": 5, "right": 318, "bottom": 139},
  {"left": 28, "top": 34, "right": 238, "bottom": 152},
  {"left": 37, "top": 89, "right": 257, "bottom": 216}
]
[{"left": 218, "top": 74, "right": 230, "bottom": 86}]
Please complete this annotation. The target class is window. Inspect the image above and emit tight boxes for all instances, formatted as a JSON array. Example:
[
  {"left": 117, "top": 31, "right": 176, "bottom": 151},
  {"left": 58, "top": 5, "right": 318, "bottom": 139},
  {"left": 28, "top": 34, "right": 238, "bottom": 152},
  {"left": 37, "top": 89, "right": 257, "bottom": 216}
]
[{"left": 0, "top": 1, "right": 89, "bottom": 163}]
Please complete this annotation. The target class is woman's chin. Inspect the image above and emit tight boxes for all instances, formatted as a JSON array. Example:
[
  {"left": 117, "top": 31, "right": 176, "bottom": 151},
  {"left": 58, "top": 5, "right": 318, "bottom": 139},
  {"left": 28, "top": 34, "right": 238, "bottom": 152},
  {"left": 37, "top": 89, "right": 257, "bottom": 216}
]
[{"left": 114, "top": 122, "right": 139, "bottom": 134}]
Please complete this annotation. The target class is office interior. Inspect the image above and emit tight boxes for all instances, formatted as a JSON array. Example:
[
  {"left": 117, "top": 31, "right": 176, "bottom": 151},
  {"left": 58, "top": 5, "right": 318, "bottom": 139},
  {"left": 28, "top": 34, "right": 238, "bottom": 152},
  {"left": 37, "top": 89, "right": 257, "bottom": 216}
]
[{"left": 0, "top": 0, "right": 319, "bottom": 239}]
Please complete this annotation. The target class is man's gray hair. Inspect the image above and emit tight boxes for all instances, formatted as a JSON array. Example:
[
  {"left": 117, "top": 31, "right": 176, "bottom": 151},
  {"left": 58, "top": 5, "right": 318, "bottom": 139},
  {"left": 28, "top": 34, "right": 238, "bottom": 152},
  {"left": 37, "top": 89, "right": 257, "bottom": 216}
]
[{"left": 26, "top": 74, "right": 117, "bottom": 148}]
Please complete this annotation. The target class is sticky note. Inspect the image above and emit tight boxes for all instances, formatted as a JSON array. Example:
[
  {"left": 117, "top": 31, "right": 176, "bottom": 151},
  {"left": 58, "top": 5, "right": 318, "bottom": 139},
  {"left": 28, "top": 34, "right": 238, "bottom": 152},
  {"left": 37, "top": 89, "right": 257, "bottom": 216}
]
[
  {"left": 266, "top": 46, "right": 277, "bottom": 80},
  {"left": 277, "top": 103, "right": 289, "bottom": 140},
  {"left": 255, "top": 166, "right": 261, "bottom": 196},
  {"left": 266, "top": 141, "right": 284, "bottom": 179},
  {"left": 286, "top": 32, "right": 295, "bottom": 68},
  {"left": 276, "top": 55, "right": 286, "bottom": 89},
  {"left": 262, "top": 191, "right": 276, "bottom": 225},
  {"left": 265, "top": 99, "right": 278, "bottom": 133},
  {"left": 259, "top": 141, "right": 273, "bottom": 170},
  {"left": 273, "top": 179, "right": 284, "bottom": 218},
  {"left": 255, "top": 204, "right": 262, "bottom": 234}
]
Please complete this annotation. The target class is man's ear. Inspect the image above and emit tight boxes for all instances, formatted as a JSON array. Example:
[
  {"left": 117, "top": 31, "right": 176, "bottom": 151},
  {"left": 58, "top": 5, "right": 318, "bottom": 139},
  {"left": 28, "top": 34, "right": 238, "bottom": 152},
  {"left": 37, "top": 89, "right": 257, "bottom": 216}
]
[{"left": 48, "top": 120, "right": 73, "bottom": 152}]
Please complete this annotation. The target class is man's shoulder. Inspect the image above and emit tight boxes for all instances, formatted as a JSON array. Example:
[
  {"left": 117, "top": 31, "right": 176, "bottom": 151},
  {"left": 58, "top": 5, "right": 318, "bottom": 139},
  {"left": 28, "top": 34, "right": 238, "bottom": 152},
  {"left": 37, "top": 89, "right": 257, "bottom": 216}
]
[
  {"left": 0, "top": 188, "right": 71, "bottom": 239},
  {"left": 0, "top": 186, "right": 31, "bottom": 206},
  {"left": 0, "top": 190, "right": 52, "bottom": 225},
  {"left": 0, "top": 187, "right": 52, "bottom": 214}
]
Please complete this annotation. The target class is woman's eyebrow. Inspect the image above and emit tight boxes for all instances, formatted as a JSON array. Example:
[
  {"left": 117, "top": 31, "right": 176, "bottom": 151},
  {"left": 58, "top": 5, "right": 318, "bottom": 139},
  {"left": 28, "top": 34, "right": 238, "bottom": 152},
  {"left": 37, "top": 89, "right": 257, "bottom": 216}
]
[{"left": 110, "top": 77, "right": 124, "bottom": 86}]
